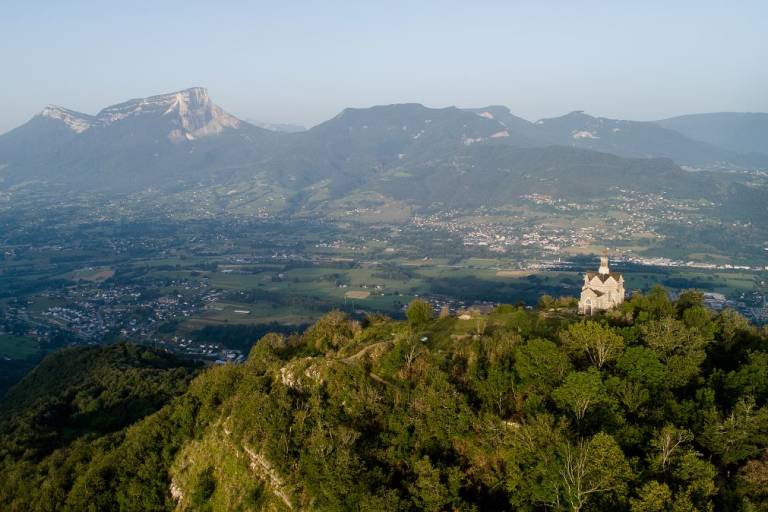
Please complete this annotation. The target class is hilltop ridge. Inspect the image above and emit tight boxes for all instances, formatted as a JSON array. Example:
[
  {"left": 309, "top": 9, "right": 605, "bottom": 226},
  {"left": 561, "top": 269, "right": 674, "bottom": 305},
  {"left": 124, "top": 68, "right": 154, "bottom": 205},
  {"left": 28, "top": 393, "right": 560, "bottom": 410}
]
[{"left": 1, "top": 289, "right": 767, "bottom": 510}]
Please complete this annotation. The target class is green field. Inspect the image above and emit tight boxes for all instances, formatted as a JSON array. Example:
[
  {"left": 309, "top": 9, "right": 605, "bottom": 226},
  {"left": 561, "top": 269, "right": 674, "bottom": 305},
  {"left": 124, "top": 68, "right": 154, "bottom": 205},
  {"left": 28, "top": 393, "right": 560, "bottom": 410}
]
[
  {"left": 0, "top": 335, "right": 39, "bottom": 359},
  {"left": 2, "top": 209, "right": 765, "bottom": 363},
  {"left": 164, "top": 256, "right": 766, "bottom": 339}
]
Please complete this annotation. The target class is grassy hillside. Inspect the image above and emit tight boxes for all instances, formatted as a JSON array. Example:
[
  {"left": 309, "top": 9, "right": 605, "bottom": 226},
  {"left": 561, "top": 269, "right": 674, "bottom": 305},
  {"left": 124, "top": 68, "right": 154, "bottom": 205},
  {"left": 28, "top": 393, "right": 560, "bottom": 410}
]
[{"left": 2, "top": 290, "right": 768, "bottom": 510}]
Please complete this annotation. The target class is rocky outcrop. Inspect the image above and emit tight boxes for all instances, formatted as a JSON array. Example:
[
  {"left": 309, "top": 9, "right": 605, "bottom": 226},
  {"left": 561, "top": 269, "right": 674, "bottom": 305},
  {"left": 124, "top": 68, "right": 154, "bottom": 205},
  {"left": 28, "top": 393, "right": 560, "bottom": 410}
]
[{"left": 35, "top": 87, "right": 241, "bottom": 142}]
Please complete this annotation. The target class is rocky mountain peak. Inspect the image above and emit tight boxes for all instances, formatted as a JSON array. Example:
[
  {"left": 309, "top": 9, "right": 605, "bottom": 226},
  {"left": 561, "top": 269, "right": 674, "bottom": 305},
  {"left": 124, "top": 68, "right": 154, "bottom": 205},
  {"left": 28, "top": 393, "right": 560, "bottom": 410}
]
[
  {"left": 37, "top": 105, "right": 95, "bottom": 133},
  {"left": 95, "top": 87, "right": 241, "bottom": 141},
  {"left": 34, "top": 88, "right": 241, "bottom": 142}
]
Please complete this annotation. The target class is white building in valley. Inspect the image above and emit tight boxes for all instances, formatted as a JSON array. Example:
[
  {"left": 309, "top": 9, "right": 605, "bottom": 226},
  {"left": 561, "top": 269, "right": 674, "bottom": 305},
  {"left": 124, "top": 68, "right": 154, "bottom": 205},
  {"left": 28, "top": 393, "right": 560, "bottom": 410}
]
[{"left": 578, "top": 253, "right": 625, "bottom": 315}]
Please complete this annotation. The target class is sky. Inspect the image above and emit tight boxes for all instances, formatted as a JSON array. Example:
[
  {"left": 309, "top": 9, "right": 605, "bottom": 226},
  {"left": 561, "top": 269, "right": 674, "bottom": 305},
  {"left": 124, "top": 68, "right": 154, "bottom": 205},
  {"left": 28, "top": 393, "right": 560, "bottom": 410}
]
[{"left": 1, "top": 0, "right": 766, "bottom": 134}]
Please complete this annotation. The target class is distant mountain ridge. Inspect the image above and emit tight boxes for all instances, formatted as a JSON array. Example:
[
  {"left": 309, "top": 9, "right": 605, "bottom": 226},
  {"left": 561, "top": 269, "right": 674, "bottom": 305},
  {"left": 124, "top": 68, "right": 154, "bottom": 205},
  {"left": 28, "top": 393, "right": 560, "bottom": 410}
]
[
  {"left": 0, "top": 87, "right": 278, "bottom": 190},
  {"left": 656, "top": 112, "right": 768, "bottom": 155},
  {"left": 464, "top": 108, "right": 767, "bottom": 167},
  {"left": 0, "top": 87, "right": 766, "bottom": 212}
]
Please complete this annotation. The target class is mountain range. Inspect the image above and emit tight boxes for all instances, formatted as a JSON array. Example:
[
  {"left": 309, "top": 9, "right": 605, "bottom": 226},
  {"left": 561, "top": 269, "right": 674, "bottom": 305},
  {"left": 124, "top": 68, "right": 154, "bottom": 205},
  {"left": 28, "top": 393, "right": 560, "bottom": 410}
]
[
  {"left": 0, "top": 87, "right": 765, "bottom": 211},
  {"left": 656, "top": 112, "right": 768, "bottom": 155}
]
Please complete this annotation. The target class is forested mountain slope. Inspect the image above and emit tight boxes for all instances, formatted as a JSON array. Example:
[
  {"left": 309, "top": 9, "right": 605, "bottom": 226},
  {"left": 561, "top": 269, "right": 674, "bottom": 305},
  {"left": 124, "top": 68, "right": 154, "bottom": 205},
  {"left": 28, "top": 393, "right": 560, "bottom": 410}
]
[
  {"left": 1, "top": 289, "right": 768, "bottom": 511},
  {"left": 0, "top": 343, "right": 200, "bottom": 508}
]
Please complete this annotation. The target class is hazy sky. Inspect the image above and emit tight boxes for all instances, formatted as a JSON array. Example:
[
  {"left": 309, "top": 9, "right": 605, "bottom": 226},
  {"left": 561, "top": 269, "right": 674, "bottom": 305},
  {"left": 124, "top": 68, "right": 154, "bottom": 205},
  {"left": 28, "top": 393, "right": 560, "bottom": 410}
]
[{"left": 1, "top": 1, "right": 766, "bottom": 133}]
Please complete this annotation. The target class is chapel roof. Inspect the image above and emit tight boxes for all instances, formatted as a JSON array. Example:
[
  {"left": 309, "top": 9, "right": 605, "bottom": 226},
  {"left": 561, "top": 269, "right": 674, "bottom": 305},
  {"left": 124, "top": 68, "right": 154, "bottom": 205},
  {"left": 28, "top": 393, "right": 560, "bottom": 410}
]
[{"left": 586, "top": 272, "right": 623, "bottom": 283}]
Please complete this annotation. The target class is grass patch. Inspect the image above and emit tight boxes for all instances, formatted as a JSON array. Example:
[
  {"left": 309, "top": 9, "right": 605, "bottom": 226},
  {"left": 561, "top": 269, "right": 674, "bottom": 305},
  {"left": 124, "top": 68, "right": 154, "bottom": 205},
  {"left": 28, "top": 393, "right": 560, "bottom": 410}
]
[
  {"left": 67, "top": 267, "right": 115, "bottom": 282},
  {"left": 0, "top": 335, "right": 40, "bottom": 359}
]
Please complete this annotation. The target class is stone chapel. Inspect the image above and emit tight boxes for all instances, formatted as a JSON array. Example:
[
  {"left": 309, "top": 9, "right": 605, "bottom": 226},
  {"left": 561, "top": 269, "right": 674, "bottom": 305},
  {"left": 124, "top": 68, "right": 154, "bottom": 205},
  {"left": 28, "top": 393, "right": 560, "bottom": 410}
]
[{"left": 578, "top": 253, "right": 625, "bottom": 314}]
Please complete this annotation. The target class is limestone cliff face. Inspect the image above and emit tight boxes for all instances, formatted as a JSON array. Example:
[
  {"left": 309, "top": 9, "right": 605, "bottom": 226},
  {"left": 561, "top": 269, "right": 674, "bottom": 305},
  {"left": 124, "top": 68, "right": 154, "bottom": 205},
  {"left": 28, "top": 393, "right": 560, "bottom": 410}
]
[
  {"left": 97, "top": 87, "right": 241, "bottom": 142},
  {"left": 37, "top": 87, "right": 241, "bottom": 142},
  {"left": 169, "top": 416, "right": 297, "bottom": 511},
  {"left": 37, "top": 105, "right": 96, "bottom": 133}
]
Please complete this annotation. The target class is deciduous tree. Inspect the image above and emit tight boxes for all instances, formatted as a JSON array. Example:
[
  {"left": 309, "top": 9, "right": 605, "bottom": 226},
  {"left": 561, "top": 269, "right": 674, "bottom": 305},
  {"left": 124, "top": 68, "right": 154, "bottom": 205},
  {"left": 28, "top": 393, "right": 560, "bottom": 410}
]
[
  {"left": 553, "top": 368, "right": 605, "bottom": 422},
  {"left": 559, "top": 432, "right": 632, "bottom": 512},
  {"left": 561, "top": 320, "right": 625, "bottom": 368},
  {"left": 641, "top": 318, "right": 709, "bottom": 387},
  {"left": 406, "top": 299, "right": 432, "bottom": 328}
]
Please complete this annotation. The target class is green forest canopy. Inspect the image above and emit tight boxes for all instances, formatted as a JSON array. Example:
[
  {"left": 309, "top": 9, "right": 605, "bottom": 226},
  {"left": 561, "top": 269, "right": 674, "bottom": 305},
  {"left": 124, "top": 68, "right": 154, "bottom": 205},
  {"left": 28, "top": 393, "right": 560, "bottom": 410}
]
[{"left": 1, "top": 287, "right": 768, "bottom": 511}]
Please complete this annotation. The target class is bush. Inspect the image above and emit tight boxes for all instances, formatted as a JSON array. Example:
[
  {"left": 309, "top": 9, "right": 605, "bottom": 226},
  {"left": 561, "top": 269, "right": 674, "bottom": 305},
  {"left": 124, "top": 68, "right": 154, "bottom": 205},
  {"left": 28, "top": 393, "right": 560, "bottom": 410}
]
[{"left": 406, "top": 299, "right": 433, "bottom": 327}]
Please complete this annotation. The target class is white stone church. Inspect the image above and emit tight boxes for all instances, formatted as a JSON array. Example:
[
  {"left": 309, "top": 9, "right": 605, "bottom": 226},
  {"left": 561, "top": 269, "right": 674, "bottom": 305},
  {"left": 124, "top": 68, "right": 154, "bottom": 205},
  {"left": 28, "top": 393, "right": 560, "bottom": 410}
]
[{"left": 578, "top": 253, "right": 625, "bottom": 315}]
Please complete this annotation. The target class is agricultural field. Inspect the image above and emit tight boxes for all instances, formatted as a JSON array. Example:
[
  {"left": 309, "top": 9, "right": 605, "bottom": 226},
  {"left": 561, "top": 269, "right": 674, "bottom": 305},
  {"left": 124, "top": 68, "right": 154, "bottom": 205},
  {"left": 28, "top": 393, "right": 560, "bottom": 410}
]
[
  {"left": 0, "top": 335, "right": 39, "bottom": 360},
  {"left": 65, "top": 267, "right": 115, "bottom": 282},
  {"left": 0, "top": 202, "right": 765, "bottom": 397}
]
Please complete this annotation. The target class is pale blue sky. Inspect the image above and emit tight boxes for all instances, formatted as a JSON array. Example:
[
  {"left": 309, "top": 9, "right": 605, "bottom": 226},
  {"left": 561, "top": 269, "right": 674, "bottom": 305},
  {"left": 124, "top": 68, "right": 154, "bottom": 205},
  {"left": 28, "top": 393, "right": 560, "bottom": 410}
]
[{"left": 1, "top": 0, "right": 766, "bottom": 133}]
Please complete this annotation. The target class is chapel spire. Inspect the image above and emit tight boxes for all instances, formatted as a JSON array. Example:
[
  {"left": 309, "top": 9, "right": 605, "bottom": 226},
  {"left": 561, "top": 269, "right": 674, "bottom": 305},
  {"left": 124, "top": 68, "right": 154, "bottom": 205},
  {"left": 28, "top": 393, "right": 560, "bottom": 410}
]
[{"left": 598, "top": 249, "right": 610, "bottom": 275}]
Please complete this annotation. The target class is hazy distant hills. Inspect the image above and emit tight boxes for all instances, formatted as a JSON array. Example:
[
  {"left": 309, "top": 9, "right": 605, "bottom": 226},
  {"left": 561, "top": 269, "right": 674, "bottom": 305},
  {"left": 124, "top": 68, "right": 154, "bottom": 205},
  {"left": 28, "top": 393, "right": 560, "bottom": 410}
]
[
  {"left": 463, "top": 106, "right": 542, "bottom": 146},
  {"left": 531, "top": 111, "right": 739, "bottom": 165},
  {"left": 466, "top": 108, "right": 767, "bottom": 167},
  {"left": 375, "top": 145, "right": 701, "bottom": 208},
  {"left": 656, "top": 112, "right": 768, "bottom": 155},
  {"left": 282, "top": 103, "right": 517, "bottom": 185},
  {"left": 0, "top": 87, "right": 765, "bottom": 210},
  {"left": 246, "top": 119, "right": 306, "bottom": 133}
]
